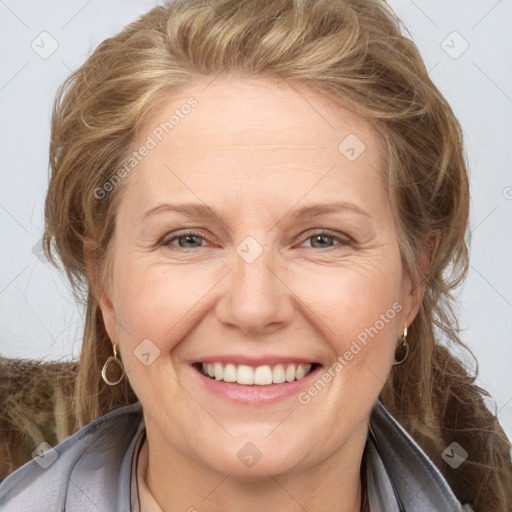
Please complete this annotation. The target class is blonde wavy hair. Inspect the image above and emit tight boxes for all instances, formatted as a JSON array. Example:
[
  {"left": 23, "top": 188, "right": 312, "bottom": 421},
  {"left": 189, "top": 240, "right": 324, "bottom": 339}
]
[{"left": 42, "top": 0, "right": 512, "bottom": 509}]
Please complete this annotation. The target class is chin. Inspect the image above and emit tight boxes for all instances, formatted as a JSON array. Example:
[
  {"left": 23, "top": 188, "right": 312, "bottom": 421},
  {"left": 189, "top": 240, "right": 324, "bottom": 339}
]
[
  {"left": 194, "top": 434, "right": 313, "bottom": 481},
  {"left": 207, "top": 453, "right": 305, "bottom": 482}
]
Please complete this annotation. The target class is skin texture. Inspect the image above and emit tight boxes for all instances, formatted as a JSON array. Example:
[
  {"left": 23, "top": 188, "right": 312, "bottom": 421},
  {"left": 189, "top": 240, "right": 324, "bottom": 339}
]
[{"left": 97, "top": 75, "right": 423, "bottom": 512}]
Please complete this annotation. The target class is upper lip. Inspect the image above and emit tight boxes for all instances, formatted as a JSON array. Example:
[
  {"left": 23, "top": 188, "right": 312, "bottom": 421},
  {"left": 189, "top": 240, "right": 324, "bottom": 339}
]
[{"left": 193, "top": 356, "right": 320, "bottom": 366}]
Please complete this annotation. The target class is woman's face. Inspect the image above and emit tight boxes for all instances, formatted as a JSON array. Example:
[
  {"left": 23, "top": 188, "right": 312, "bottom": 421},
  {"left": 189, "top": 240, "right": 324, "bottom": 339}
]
[{"left": 99, "top": 75, "right": 421, "bottom": 479}]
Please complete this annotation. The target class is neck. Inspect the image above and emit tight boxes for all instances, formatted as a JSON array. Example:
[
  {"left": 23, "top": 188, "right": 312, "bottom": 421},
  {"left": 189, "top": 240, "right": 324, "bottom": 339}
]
[{"left": 139, "top": 421, "right": 368, "bottom": 512}]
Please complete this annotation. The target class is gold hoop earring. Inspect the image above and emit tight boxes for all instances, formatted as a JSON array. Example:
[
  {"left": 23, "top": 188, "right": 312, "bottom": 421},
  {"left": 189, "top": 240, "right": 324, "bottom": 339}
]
[
  {"left": 393, "top": 323, "right": 409, "bottom": 366},
  {"left": 101, "top": 344, "right": 125, "bottom": 386}
]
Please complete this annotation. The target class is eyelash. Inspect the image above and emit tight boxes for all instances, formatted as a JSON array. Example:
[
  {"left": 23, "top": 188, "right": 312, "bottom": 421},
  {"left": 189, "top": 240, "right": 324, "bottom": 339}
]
[{"left": 159, "top": 229, "right": 352, "bottom": 251}]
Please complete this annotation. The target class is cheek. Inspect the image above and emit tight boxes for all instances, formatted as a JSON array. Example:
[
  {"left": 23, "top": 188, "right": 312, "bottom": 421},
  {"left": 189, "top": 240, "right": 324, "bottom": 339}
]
[
  {"left": 110, "top": 256, "right": 218, "bottom": 357},
  {"left": 295, "top": 255, "right": 403, "bottom": 338},
  {"left": 290, "top": 256, "right": 405, "bottom": 403},
  {"left": 109, "top": 261, "right": 205, "bottom": 404}
]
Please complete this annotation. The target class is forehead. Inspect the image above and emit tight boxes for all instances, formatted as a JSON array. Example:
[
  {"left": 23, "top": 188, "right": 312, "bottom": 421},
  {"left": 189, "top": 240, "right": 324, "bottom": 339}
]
[
  {"left": 138, "top": 75, "right": 379, "bottom": 151},
  {"left": 122, "top": 75, "right": 387, "bottom": 214}
]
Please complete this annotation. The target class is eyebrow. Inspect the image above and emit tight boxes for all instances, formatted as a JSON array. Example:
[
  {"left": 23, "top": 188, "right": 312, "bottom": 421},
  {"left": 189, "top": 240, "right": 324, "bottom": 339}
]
[{"left": 142, "top": 201, "right": 370, "bottom": 222}]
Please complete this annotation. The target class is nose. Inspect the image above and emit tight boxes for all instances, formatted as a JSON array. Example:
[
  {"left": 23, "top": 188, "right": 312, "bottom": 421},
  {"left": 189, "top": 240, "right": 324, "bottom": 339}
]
[{"left": 215, "top": 242, "right": 295, "bottom": 336}]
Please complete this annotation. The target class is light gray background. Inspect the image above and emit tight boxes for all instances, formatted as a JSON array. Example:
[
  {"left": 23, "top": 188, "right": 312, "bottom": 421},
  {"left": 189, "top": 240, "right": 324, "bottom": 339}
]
[{"left": 1, "top": 1, "right": 511, "bottom": 440}]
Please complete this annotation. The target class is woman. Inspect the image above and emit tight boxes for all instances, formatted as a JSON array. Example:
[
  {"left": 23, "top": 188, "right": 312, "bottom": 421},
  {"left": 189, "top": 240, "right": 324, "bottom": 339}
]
[{"left": 0, "top": 0, "right": 511, "bottom": 510}]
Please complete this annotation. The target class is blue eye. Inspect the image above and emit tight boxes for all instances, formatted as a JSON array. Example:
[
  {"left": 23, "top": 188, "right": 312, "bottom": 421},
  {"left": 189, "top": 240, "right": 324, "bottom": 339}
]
[
  {"left": 161, "top": 231, "right": 207, "bottom": 249},
  {"left": 160, "top": 229, "right": 350, "bottom": 250},
  {"left": 304, "top": 232, "right": 339, "bottom": 249}
]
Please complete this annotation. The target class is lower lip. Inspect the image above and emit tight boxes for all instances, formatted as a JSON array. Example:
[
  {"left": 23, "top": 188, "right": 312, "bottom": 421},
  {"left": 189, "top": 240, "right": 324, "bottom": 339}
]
[{"left": 193, "top": 365, "right": 321, "bottom": 405}]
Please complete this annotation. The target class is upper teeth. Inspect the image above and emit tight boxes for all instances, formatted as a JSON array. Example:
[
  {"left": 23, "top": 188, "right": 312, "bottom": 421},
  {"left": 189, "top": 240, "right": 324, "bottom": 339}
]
[{"left": 201, "top": 362, "right": 313, "bottom": 385}]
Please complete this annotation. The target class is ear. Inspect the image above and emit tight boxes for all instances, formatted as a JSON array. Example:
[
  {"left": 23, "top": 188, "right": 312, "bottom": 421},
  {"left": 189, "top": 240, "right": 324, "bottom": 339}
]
[
  {"left": 83, "top": 240, "right": 117, "bottom": 342},
  {"left": 402, "top": 231, "right": 441, "bottom": 326}
]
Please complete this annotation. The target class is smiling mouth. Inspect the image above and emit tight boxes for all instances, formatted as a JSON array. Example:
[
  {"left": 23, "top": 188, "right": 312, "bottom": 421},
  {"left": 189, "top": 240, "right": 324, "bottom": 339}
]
[{"left": 194, "top": 362, "right": 319, "bottom": 385}]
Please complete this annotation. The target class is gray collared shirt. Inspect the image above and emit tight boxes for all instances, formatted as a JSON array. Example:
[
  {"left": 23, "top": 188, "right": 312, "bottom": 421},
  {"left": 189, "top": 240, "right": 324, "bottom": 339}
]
[{"left": 0, "top": 400, "right": 474, "bottom": 511}]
